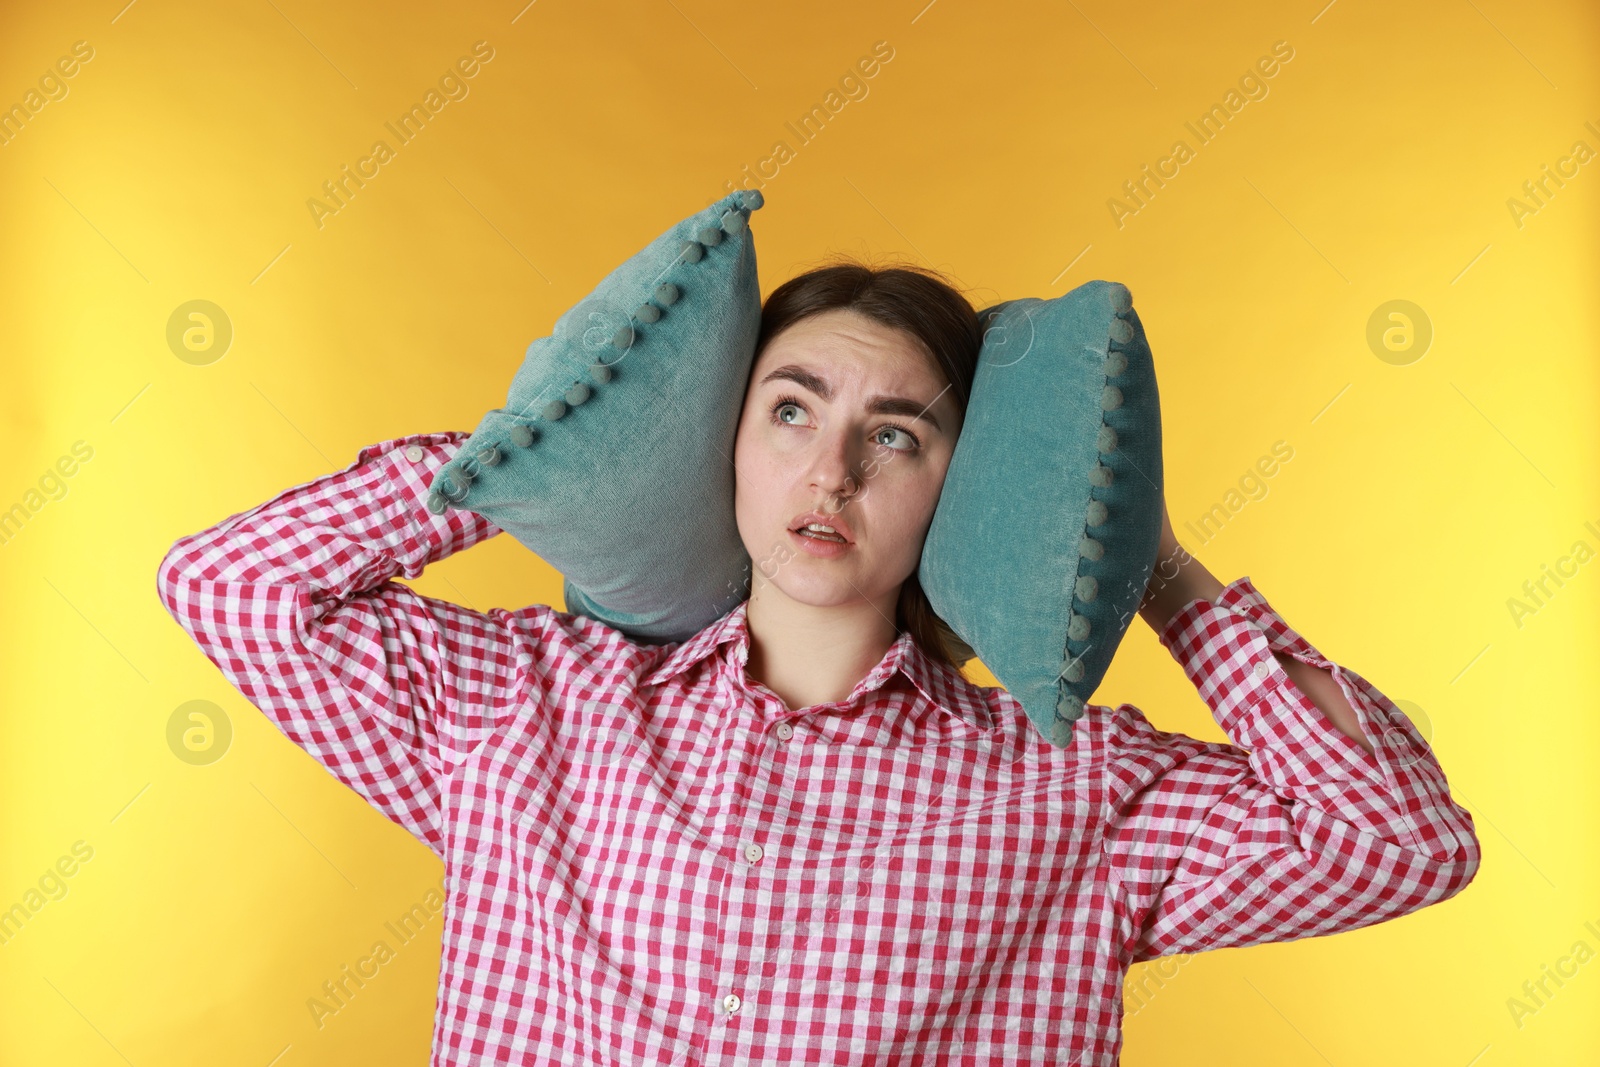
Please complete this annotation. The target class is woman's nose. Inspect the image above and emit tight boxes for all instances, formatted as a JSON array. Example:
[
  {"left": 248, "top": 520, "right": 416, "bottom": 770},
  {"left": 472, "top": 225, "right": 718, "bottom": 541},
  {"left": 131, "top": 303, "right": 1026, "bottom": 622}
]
[{"left": 806, "top": 427, "right": 869, "bottom": 502}]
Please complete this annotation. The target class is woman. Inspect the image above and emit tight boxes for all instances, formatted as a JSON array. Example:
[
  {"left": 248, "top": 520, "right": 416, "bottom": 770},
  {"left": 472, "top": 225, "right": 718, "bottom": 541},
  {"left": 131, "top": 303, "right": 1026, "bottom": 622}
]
[{"left": 157, "top": 259, "right": 1480, "bottom": 1066}]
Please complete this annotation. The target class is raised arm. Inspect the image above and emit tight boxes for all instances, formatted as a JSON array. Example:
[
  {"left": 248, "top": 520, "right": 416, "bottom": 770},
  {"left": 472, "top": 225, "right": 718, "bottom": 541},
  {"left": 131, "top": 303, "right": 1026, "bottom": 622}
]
[
  {"left": 155, "top": 431, "right": 552, "bottom": 857},
  {"left": 1136, "top": 500, "right": 1375, "bottom": 756},
  {"left": 1102, "top": 514, "right": 1480, "bottom": 961}
]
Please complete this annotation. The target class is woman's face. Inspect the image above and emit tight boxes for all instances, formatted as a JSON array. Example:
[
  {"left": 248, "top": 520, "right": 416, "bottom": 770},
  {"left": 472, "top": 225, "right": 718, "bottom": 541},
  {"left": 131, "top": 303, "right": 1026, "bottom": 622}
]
[{"left": 732, "top": 308, "right": 965, "bottom": 613}]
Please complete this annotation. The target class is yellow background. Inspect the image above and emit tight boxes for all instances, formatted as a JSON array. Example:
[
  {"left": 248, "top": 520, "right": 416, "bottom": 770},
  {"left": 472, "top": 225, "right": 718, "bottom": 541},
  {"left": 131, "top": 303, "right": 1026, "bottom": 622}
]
[{"left": 2, "top": 0, "right": 1596, "bottom": 1063}]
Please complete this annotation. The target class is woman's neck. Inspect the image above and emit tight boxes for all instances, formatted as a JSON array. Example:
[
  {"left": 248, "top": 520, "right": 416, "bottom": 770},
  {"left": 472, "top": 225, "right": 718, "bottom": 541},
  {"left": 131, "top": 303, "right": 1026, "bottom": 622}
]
[{"left": 741, "top": 585, "right": 900, "bottom": 712}]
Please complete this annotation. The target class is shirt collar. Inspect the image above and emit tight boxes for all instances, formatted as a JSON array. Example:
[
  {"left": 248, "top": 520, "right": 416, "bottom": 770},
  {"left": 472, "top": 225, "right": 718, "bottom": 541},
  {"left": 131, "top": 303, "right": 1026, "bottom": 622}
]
[{"left": 641, "top": 600, "right": 994, "bottom": 732}]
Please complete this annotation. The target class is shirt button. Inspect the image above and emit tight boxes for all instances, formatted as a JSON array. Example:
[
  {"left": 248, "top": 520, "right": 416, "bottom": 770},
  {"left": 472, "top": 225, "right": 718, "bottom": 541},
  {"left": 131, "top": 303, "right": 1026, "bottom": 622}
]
[
  {"left": 1253, "top": 660, "right": 1271, "bottom": 679},
  {"left": 722, "top": 993, "right": 742, "bottom": 1014},
  {"left": 775, "top": 722, "right": 793, "bottom": 740},
  {"left": 743, "top": 844, "right": 763, "bottom": 863},
  {"left": 403, "top": 444, "right": 425, "bottom": 463}
]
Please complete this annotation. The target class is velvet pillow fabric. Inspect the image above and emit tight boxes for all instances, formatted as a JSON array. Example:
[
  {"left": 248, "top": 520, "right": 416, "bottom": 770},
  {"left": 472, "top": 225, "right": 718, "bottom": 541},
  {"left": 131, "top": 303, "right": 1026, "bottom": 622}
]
[
  {"left": 427, "top": 189, "right": 764, "bottom": 645},
  {"left": 920, "top": 280, "right": 1164, "bottom": 748}
]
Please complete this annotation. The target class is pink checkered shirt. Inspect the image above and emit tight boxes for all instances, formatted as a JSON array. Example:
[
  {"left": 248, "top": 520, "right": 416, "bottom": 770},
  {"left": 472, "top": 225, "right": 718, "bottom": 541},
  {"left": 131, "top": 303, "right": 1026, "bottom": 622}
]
[{"left": 156, "top": 431, "right": 1480, "bottom": 1065}]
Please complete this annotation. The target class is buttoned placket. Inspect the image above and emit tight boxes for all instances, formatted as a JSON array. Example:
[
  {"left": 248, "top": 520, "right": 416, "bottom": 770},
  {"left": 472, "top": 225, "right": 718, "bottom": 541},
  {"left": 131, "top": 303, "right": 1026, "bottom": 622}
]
[{"left": 702, "top": 643, "right": 800, "bottom": 1045}]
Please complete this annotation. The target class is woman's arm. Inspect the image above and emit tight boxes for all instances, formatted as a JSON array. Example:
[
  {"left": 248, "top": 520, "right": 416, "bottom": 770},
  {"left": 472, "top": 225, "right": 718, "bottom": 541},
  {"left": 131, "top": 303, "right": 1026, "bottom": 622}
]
[
  {"left": 1102, "top": 496, "right": 1479, "bottom": 962},
  {"left": 155, "top": 432, "right": 555, "bottom": 857},
  {"left": 1137, "top": 498, "right": 1373, "bottom": 755}
]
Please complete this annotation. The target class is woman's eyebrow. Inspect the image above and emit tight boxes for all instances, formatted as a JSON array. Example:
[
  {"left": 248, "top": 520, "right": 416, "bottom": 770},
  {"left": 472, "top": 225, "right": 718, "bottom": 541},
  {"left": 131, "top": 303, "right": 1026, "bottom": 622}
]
[{"left": 759, "top": 364, "right": 945, "bottom": 433}]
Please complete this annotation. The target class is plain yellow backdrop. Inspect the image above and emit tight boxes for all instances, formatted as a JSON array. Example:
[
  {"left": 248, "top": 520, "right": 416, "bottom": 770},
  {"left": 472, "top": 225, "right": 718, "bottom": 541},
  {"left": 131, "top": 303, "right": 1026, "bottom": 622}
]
[{"left": 1, "top": 0, "right": 1596, "bottom": 1063}]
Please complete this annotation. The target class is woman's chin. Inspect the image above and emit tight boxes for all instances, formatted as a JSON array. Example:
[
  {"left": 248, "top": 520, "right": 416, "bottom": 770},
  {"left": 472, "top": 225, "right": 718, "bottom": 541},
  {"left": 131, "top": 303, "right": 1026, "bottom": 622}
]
[{"left": 764, "top": 572, "right": 863, "bottom": 608}]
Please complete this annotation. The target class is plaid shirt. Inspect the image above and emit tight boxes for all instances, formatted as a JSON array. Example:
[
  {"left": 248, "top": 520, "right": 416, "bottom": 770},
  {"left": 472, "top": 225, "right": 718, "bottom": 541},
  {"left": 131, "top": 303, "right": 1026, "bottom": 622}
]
[{"left": 156, "top": 430, "right": 1480, "bottom": 1066}]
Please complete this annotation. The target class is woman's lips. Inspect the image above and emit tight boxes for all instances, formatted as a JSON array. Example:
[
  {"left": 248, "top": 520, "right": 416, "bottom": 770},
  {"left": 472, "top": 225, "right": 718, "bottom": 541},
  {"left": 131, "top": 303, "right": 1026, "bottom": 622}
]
[{"left": 790, "top": 527, "right": 853, "bottom": 557}]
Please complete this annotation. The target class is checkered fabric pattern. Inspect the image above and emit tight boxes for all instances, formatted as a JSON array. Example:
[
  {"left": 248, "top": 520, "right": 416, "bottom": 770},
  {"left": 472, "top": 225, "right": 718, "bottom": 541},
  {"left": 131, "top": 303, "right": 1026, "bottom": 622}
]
[{"left": 156, "top": 431, "right": 1480, "bottom": 1066}]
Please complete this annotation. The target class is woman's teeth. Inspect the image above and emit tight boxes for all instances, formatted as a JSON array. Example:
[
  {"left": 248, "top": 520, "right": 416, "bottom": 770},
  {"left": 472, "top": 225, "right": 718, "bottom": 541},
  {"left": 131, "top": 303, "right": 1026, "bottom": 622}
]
[{"left": 800, "top": 525, "right": 846, "bottom": 543}]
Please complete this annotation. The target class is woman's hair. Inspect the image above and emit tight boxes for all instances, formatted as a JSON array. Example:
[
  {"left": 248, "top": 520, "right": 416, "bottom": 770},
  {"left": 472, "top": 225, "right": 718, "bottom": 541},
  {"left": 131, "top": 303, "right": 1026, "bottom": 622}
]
[{"left": 753, "top": 256, "right": 982, "bottom": 671}]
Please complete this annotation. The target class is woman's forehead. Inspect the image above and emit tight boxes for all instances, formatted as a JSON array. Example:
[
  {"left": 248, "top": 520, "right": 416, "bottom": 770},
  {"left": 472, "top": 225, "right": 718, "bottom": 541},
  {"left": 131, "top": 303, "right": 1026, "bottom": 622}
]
[{"left": 756, "top": 314, "right": 941, "bottom": 389}]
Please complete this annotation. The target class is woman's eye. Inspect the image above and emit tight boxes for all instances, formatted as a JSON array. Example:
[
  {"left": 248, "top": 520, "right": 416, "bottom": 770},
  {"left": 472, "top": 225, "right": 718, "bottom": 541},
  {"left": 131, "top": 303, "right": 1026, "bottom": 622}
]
[
  {"left": 773, "top": 400, "right": 808, "bottom": 425},
  {"left": 874, "top": 426, "right": 919, "bottom": 452}
]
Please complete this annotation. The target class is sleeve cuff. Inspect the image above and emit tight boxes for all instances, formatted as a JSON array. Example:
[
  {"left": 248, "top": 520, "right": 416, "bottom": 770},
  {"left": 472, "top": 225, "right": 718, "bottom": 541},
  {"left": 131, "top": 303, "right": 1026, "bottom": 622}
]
[
  {"left": 1158, "top": 575, "right": 1328, "bottom": 666},
  {"left": 356, "top": 432, "right": 500, "bottom": 569},
  {"left": 1158, "top": 574, "right": 1398, "bottom": 787}
]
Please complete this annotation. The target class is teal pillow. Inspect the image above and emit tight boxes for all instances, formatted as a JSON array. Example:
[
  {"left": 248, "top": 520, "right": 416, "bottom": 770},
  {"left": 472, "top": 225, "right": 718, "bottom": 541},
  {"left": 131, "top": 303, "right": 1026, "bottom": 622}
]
[
  {"left": 919, "top": 280, "right": 1164, "bottom": 749},
  {"left": 427, "top": 189, "right": 764, "bottom": 644}
]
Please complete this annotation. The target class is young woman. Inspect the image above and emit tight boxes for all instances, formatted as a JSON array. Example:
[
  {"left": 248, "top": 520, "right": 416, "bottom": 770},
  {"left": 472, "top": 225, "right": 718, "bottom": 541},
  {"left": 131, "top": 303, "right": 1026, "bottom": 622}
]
[{"left": 158, "top": 260, "right": 1479, "bottom": 1066}]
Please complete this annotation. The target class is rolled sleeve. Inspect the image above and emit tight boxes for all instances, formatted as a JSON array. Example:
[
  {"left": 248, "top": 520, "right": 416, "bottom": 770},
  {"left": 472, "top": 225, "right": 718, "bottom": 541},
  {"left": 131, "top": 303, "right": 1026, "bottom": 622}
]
[{"left": 1104, "top": 576, "right": 1481, "bottom": 963}]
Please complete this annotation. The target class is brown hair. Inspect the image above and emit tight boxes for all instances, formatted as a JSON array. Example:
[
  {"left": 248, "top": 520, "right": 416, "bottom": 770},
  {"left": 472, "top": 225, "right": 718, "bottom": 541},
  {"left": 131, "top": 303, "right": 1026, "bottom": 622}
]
[{"left": 752, "top": 256, "right": 981, "bottom": 670}]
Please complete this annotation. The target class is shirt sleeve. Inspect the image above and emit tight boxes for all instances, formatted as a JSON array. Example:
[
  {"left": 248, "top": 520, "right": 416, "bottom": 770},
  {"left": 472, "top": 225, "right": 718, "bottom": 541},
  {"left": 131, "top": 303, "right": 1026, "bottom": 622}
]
[
  {"left": 1102, "top": 575, "right": 1481, "bottom": 963},
  {"left": 155, "top": 431, "right": 554, "bottom": 858}
]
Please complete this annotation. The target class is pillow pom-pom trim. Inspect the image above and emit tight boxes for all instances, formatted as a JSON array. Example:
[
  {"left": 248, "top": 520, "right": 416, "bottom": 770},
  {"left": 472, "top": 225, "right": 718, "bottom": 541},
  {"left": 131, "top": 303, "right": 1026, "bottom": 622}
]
[
  {"left": 1054, "top": 282, "right": 1139, "bottom": 745},
  {"left": 432, "top": 190, "right": 767, "bottom": 515}
]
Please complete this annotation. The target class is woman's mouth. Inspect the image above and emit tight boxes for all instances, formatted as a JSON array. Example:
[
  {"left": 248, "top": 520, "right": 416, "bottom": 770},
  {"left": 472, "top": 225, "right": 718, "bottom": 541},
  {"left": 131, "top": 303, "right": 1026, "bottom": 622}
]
[
  {"left": 796, "top": 524, "right": 846, "bottom": 543},
  {"left": 789, "top": 525, "right": 853, "bottom": 557}
]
